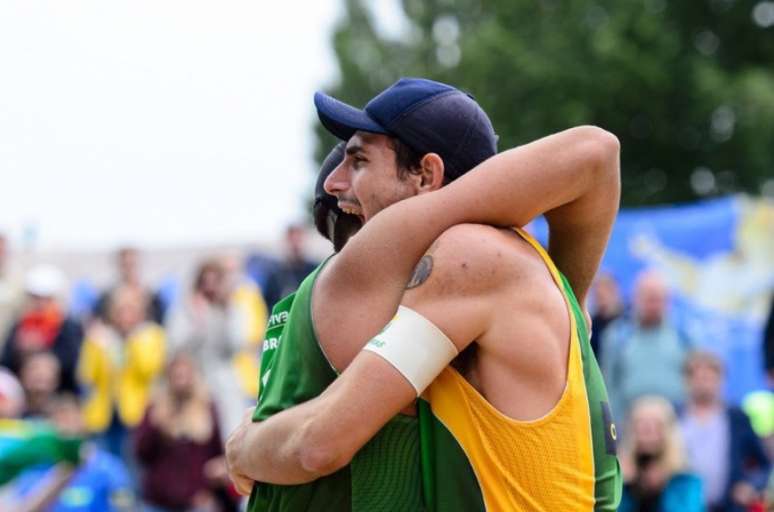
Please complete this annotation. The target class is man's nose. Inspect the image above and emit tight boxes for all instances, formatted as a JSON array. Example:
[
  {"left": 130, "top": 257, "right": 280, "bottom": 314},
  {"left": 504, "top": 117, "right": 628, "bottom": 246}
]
[{"left": 324, "top": 162, "right": 348, "bottom": 196}]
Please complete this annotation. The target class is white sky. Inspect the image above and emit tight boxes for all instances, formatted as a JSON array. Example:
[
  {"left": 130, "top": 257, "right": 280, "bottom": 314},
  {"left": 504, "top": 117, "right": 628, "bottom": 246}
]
[{"left": 0, "top": 0, "right": 352, "bottom": 250}]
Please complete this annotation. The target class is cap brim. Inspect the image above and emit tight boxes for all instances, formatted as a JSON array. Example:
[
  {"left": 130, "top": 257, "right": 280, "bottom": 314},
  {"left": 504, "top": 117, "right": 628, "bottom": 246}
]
[{"left": 314, "top": 91, "right": 387, "bottom": 140}]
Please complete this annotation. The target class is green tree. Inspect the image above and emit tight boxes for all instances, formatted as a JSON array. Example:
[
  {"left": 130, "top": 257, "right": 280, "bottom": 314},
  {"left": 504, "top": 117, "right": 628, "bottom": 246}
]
[{"left": 315, "top": 0, "right": 774, "bottom": 206}]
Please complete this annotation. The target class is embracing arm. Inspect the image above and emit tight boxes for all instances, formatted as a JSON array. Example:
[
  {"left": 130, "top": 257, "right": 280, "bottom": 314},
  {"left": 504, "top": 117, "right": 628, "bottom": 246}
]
[
  {"left": 315, "top": 126, "right": 619, "bottom": 368},
  {"left": 227, "top": 229, "right": 495, "bottom": 485},
  {"left": 228, "top": 352, "right": 416, "bottom": 484}
]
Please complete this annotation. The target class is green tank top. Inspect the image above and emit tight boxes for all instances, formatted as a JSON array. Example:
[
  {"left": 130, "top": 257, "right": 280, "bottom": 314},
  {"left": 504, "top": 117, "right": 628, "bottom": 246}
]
[{"left": 248, "top": 260, "right": 424, "bottom": 512}]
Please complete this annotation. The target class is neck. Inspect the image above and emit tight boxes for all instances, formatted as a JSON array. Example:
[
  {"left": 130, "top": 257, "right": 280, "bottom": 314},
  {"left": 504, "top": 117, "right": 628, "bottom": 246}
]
[
  {"left": 638, "top": 318, "right": 662, "bottom": 330},
  {"left": 117, "top": 323, "right": 139, "bottom": 338},
  {"left": 122, "top": 277, "right": 141, "bottom": 288},
  {"left": 27, "top": 393, "right": 49, "bottom": 415},
  {"left": 600, "top": 304, "right": 619, "bottom": 317},
  {"left": 171, "top": 389, "right": 192, "bottom": 405},
  {"left": 689, "top": 398, "right": 721, "bottom": 416}
]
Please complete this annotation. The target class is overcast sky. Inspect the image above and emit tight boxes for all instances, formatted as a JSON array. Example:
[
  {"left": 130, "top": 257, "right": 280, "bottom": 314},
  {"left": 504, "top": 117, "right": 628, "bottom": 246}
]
[{"left": 0, "top": 0, "right": 365, "bottom": 251}]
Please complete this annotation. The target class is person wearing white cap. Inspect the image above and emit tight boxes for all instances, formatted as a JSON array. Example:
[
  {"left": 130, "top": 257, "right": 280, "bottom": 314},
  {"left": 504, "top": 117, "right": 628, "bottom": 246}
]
[{"left": 0, "top": 265, "right": 83, "bottom": 392}]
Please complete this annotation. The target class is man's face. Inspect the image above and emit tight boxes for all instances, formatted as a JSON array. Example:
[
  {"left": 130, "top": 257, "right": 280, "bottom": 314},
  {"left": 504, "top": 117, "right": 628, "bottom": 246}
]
[
  {"left": 324, "top": 132, "right": 418, "bottom": 224},
  {"left": 110, "top": 292, "right": 144, "bottom": 334},
  {"left": 20, "top": 353, "right": 60, "bottom": 395},
  {"left": 686, "top": 361, "right": 722, "bottom": 404},
  {"left": 118, "top": 249, "right": 140, "bottom": 283},
  {"left": 634, "top": 275, "right": 667, "bottom": 327}
]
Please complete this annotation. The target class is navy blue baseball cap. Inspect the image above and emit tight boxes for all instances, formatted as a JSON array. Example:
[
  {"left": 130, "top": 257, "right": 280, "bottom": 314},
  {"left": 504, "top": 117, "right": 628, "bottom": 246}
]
[{"left": 314, "top": 77, "right": 497, "bottom": 182}]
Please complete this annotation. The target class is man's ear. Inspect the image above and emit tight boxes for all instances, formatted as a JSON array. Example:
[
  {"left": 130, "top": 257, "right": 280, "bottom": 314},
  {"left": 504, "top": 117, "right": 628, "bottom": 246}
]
[{"left": 417, "top": 153, "right": 445, "bottom": 193}]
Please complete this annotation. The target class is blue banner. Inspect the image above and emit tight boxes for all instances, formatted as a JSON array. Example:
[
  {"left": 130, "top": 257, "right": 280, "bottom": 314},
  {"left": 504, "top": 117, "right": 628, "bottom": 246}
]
[{"left": 531, "top": 195, "right": 774, "bottom": 403}]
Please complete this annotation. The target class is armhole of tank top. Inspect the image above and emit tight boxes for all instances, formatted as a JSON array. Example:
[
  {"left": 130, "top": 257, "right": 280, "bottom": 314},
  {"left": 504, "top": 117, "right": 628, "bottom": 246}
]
[
  {"left": 510, "top": 228, "right": 578, "bottom": 333},
  {"left": 308, "top": 254, "right": 341, "bottom": 375},
  {"left": 510, "top": 226, "right": 582, "bottom": 395}
]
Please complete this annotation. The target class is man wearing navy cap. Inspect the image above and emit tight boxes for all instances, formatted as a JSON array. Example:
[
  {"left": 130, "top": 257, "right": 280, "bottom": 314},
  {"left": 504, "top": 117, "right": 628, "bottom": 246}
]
[{"left": 228, "top": 78, "right": 622, "bottom": 511}]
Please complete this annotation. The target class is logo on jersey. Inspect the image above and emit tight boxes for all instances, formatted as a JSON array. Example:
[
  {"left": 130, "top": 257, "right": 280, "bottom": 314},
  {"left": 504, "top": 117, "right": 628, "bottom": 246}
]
[
  {"left": 368, "top": 338, "right": 386, "bottom": 348},
  {"left": 262, "top": 337, "right": 280, "bottom": 352},
  {"left": 601, "top": 401, "right": 618, "bottom": 455},
  {"left": 267, "top": 310, "right": 289, "bottom": 328},
  {"left": 261, "top": 369, "right": 272, "bottom": 390}
]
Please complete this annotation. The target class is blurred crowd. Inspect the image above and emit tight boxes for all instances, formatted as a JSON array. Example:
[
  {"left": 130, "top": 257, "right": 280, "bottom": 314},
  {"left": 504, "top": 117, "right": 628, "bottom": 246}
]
[
  {"left": 0, "top": 223, "right": 772, "bottom": 511},
  {"left": 591, "top": 270, "right": 773, "bottom": 512},
  {"left": 0, "top": 227, "right": 317, "bottom": 512}
]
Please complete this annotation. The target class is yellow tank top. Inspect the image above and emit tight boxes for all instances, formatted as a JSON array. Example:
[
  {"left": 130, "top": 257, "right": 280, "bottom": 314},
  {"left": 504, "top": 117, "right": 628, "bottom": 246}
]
[{"left": 424, "top": 228, "right": 597, "bottom": 511}]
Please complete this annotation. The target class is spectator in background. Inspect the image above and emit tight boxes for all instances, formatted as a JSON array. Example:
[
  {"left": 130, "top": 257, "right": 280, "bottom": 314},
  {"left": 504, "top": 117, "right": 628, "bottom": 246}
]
[
  {"left": 261, "top": 224, "right": 318, "bottom": 309},
  {"left": 680, "top": 351, "right": 771, "bottom": 512},
  {"left": 94, "top": 247, "right": 165, "bottom": 325},
  {"left": 78, "top": 286, "right": 165, "bottom": 458},
  {"left": 0, "top": 234, "right": 23, "bottom": 347},
  {"left": 1, "top": 264, "right": 83, "bottom": 392},
  {"left": 166, "top": 258, "right": 250, "bottom": 439},
  {"left": 18, "top": 351, "right": 60, "bottom": 419},
  {"left": 135, "top": 352, "right": 236, "bottom": 512},
  {"left": 4, "top": 393, "right": 134, "bottom": 512},
  {"left": 220, "top": 252, "right": 268, "bottom": 401},
  {"left": 0, "top": 367, "right": 25, "bottom": 419},
  {"left": 619, "top": 396, "right": 704, "bottom": 512},
  {"left": 601, "top": 270, "right": 692, "bottom": 422},
  {"left": 589, "top": 272, "right": 624, "bottom": 359},
  {"left": 764, "top": 293, "right": 773, "bottom": 385}
]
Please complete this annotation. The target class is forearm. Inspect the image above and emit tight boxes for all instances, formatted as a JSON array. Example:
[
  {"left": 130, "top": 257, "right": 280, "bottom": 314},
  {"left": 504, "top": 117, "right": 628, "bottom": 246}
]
[
  {"left": 233, "top": 353, "right": 415, "bottom": 485},
  {"left": 235, "top": 401, "right": 324, "bottom": 485},
  {"left": 546, "top": 206, "right": 617, "bottom": 309},
  {"left": 544, "top": 131, "right": 620, "bottom": 306}
]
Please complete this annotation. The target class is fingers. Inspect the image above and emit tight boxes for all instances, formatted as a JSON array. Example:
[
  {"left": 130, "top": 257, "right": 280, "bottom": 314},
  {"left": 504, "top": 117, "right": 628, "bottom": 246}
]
[
  {"left": 231, "top": 471, "right": 254, "bottom": 496},
  {"left": 241, "top": 406, "right": 256, "bottom": 422},
  {"left": 224, "top": 410, "right": 260, "bottom": 496}
]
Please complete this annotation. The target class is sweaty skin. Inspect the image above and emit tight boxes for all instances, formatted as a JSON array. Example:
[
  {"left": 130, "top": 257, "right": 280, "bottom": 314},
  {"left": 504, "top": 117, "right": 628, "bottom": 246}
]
[{"left": 226, "top": 125, "right": 620, "bottom": 487}]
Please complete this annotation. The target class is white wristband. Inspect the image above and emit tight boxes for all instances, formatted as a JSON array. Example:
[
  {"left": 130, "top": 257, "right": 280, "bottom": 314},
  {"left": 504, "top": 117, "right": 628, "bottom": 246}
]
[{"left": 363, "top": 306, "right": 458, "bottom": 395}]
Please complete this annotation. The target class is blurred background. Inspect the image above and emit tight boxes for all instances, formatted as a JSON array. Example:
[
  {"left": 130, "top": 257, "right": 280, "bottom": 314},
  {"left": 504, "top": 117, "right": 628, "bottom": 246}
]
[{"left": 0, "top": 1, "right": 772, "bottom": 511}]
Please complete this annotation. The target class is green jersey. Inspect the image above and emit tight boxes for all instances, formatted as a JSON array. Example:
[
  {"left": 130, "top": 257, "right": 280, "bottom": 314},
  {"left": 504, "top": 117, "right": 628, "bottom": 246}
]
[{"left": 248, "top": 261, "right": 424, "bottom": 512}]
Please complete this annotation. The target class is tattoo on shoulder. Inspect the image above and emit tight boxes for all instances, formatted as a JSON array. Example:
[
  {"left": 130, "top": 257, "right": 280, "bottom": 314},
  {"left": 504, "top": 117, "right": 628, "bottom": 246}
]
[{"left": 407, "top": 255, "right": 433, "bottom": 289}]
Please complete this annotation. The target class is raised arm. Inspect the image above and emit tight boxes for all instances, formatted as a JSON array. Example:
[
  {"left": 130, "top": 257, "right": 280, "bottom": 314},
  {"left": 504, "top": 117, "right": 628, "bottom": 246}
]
[{"left": 316, "top": 125, "right": 620, "bottom": 369}]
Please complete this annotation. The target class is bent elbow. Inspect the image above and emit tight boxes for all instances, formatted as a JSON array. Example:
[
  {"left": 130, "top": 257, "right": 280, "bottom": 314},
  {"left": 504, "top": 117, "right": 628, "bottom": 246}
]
[
  {"left": 576, "top": 125, "right": 619, "bottom": 162},
  {"left": 296, "top": 417, "right": 354, "bottom": 478},
  {"left": 298, "top": 442, "right": 352, "bottom": 478},
  {"left": 572, "top": 125, "right": 620, "bottom": 186}
]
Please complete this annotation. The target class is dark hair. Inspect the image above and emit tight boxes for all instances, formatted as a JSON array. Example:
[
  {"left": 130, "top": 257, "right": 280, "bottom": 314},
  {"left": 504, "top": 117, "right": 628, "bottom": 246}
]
[
  {"left": 388, "top": 137, "right": 424, "bottom": 181},
  {"left": 683, "top": 350, "right": 724, "bottom": 377},
  {"left": 193, "top": 259, "right": 223, "bottom": 293}
]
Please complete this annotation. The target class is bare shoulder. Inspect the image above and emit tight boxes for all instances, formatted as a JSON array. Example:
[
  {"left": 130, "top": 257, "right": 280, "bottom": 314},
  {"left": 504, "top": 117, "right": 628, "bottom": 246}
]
[{"left": 404, "top": 224, "right": 538, "bottom": 298}]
